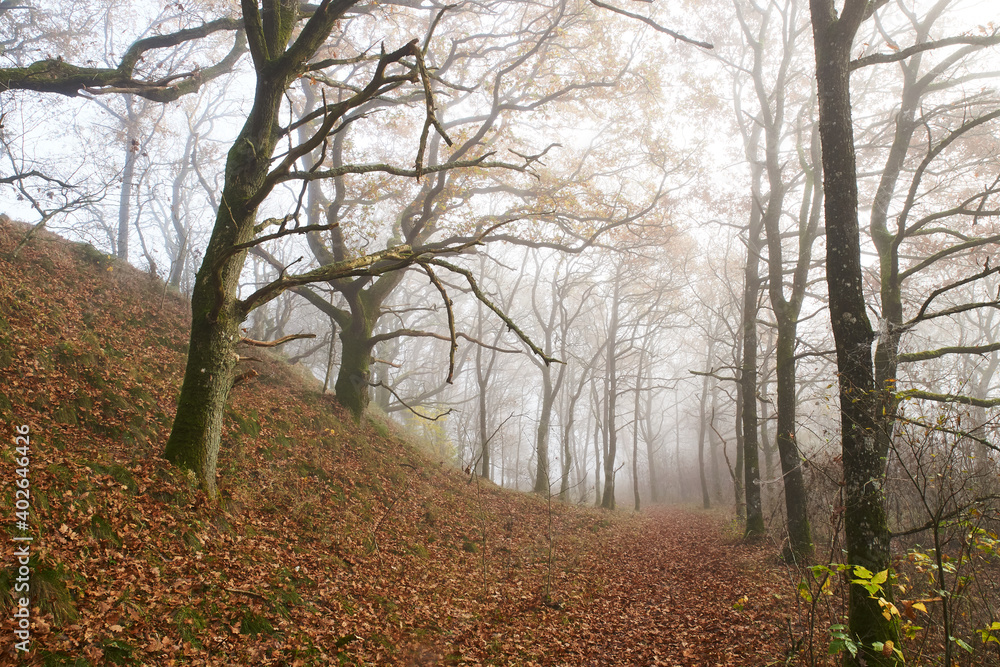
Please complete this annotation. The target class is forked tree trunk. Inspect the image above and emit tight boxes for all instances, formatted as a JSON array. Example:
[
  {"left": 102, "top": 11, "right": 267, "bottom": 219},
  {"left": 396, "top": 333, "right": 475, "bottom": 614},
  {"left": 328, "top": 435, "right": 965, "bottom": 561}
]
[{"left": 164, "top": 0, "right": 317, "bottom": 499}]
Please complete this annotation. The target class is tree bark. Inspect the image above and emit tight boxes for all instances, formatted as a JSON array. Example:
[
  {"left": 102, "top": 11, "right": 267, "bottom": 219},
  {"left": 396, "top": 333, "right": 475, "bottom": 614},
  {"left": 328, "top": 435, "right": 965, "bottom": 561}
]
[
  {"left": 333, "top": 304, "right": 377, "bottom": 418},
  {"left": 773, "top": 317, "right": 813, "bottom": 560},
  {"left": 632, "top": 346, "right": 646, "bottom": 512},
  {"left": 643, "top": 381, "right": 660, "bottom": 504},
  {"left": 164, "top": 0, "right": 356, "bottom": 498},
  {"left": 116, "top": 95, "right": 138, "bottom": 261},
  {"left": 741, "top": 195, "right": 766, "bottom": 538},
  {"left": 601, "top": 277, "right": 621, "bottom": 510},
  {"left": 697, "top": 349, "right": 713, "bottom": 510},
  {"left": 533, "top": 365, "right": 555, "bottom": 495},
  {"left": 809, "top": 0, "right": 900, "bottom": 660}
]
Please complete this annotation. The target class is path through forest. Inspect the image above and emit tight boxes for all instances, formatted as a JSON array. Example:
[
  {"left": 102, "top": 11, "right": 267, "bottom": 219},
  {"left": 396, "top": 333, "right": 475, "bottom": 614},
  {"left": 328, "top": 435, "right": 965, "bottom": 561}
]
[{"left": 444, "top": 508, "right": 791, "bottom": 666}]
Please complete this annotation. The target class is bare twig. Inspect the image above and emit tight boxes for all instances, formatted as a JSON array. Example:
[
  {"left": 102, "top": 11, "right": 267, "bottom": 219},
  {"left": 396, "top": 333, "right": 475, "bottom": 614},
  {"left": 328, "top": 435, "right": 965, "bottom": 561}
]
[{"left": 239, "top": 333, "right": 317, "bottom": 347}]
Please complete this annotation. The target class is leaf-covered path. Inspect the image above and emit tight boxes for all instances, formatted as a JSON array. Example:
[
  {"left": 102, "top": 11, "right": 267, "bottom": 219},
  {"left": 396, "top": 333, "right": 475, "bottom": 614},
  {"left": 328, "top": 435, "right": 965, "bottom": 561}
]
[{"left": 447, "top": 508, "right": 788, "bottom": 666}]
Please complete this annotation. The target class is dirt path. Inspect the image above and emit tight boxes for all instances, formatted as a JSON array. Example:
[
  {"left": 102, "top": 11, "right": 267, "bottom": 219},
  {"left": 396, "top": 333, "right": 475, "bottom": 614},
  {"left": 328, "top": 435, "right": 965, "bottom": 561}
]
[{"left": 450, "top": 508, "right": 790, "bottom": 666}]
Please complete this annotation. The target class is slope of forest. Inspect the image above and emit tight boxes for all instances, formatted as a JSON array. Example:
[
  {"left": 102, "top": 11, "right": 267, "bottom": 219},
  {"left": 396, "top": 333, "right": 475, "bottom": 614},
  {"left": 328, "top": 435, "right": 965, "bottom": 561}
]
[{"left": 0, "top": 220, "right": 789, "bottom": 665}]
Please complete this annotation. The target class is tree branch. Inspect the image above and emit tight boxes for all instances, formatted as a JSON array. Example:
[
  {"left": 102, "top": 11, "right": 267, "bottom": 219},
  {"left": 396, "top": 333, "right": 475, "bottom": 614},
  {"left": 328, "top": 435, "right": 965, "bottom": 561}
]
[
  {"left": 588, "top": 0, "right": 713, "bottom": 49},
  {"left": 424, "top": 257, "right": 561, "bottom": 366},
  {"left": 0, "top": 18, "right": 246, "bottom": 101},
  {"left": 907, "top": 264, "right": 1000, "bottom": 326},
  {"left": 899, "top": 389, "right": 1000, "bottom": 409},
  {"left": 898, "top": 342, "right": 1000, "bottom": 364},
  {"left": 370, "top": 381, "right": 453, "bottom": 421},
  {"left": 851, "top": 32, "right": 1000, "bottom": 71},
  {"left": 239, "top": 333, "right": 316, "bottom": 347}
]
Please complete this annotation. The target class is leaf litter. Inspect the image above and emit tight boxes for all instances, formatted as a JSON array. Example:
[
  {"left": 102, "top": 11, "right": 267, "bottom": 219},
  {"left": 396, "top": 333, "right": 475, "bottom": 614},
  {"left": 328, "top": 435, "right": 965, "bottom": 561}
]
[{"left": 0, "top": 221, "right": 789, "bottom": 665}]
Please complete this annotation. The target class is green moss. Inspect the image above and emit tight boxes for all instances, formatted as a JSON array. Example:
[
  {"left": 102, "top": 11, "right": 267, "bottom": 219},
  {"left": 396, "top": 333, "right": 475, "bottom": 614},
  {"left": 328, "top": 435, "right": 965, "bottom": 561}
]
[
  {"left": 0, "top": 332, "right": 13, "bottom": 369},
  {"left": 295, "top": 460, "right": 330, "bottom": 481},
  {"left": 182, "top": 530, "right": 204, "bottom": 551},
  {"left": 368, "top": 415, "right": 391, "bottom": 439},
  {"left": 76, "top": 243, "right": 113, "bottom": 269},
  {"left": 37, "top": 650, "right": 90, "bottom": 667},
  {"left": 127, "top": 386, "right": 153, "bottom": 404},
  {"left": 85, "top": 461, "right": 138, "bottom": 494},
  {"left": 53, "top": 340, "right": 78, "bottom": 366},
  {"left": 173, "top": 605, "right": 207, "bottom": 647},
  {"left": 0, "top": 556, "right": 78, "bottom": 626},
  {"left": 89, "top": 514, "right": 122, "bottom": 547},
  {"left": 98, "top": 638, "right": 135, "bottom": 665},
  {"left": 239, "top": 608, "right": 275, "bottom": 637},
  {"left": 53, "top": 403, "right": 78, "bottom": 425},
  {"left": 228, "top": 409, "right": 262, "bottom": 438},
  {"left": 408, "top": 543, "right": 430, "bottom": 559}
]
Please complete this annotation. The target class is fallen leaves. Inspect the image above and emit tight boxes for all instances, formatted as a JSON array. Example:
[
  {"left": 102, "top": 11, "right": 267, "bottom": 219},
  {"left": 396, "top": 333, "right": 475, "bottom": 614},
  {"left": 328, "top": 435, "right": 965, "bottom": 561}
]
[{"left": 0, "top": 222, "right": 791, "bottom": 665}]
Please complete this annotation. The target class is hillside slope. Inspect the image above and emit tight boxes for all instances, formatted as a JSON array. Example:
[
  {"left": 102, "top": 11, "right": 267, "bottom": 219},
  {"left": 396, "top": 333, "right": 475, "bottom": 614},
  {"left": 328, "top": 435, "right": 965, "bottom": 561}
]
[{"left": 0, "top": 221, "right": 788, "bottom": 666}]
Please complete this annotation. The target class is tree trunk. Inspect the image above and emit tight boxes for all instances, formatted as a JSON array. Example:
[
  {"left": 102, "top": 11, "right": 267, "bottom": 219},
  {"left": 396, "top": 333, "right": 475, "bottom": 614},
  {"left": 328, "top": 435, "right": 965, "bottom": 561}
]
[
  {"left": 163, "top": 176, "right": 261, "bottom": 497},
  {"left": 533, "top": 366, "right": 555, "bottom": 494},
  {"left": 675, "top": 400, "right": 684, "bottom": 503},
  {"left": 601, "top": 281, "right": 620, "bottom": 510},
  {"left": 334, "top": 312, "right": 376, "bottom": 418},
  {"left": 117, "top": 95, "right": 138, "bottom": 261},
  {"left": 759, "top": 382, "right": 775, "bottom": 479},
  {"left": 632, "top": 347, "right": 647, "bottom": 512},
  {"left": 774, "top": 317, "right": 813, "bottom": 560},
  {"left": 644, "top": 387, "right": 660, "bottom": 504},
  {"left": 809, "top": 1, "right": 901, "bottom": 660},
  {"left": 741, "top": 204, "right": 766, "bottom": 538},
  {"left": 477, "top": 361, "right": 491, "bottom": 479},
  {"left": 163, "top": 294, "right": 242, "bottom": 497},
  {"left": 593, "top": 397, "right": 603, "bottom": 506},
  {"left": 709, "top": 388, "right": 723, "bottom": 504},
  {"left": 559, "top": 384, "right": 581, "bottom": 501},
  {"left": 164, "top": 0, "right": 302, "bottom": 499},
  {"left": 697, "top": 368, "right": 712, "bottom": 510},
  {"left": 632, "top": 412, "right": 641, "bottom": 512}
]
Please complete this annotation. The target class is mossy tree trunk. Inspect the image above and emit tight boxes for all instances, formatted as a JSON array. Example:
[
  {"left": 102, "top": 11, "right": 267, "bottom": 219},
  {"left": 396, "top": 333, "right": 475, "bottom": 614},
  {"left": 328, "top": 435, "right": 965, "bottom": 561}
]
[
  {"left": 164, "top": 0, "right": 366, "bottom": 497},
  {"left": 808, "top": 0, "right": 901, "bottom": 661},
  {"left": 164, "top": 26, "right": 294, "bottom": 496},
  {"left": 333, "top": 310, "right": 377, "bottom": 418}
]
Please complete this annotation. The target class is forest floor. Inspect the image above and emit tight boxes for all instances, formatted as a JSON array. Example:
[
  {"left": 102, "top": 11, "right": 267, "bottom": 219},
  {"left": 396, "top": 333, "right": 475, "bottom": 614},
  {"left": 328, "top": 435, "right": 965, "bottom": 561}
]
[{"left": 0, "top": 220, "right": 797, "bottom": 665}]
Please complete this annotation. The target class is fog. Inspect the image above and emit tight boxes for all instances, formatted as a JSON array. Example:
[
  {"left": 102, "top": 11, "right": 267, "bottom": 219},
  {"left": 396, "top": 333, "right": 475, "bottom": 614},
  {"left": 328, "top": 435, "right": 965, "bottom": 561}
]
[{"left": 3, "top": 0, "right": 999, "bottom": 662}]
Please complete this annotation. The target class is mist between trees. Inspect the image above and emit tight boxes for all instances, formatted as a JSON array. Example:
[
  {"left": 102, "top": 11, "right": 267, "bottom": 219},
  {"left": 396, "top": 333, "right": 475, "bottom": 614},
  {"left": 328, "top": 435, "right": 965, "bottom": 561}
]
[{"left": 2, "top": 0, "right": 1000, "bottom": 664}]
